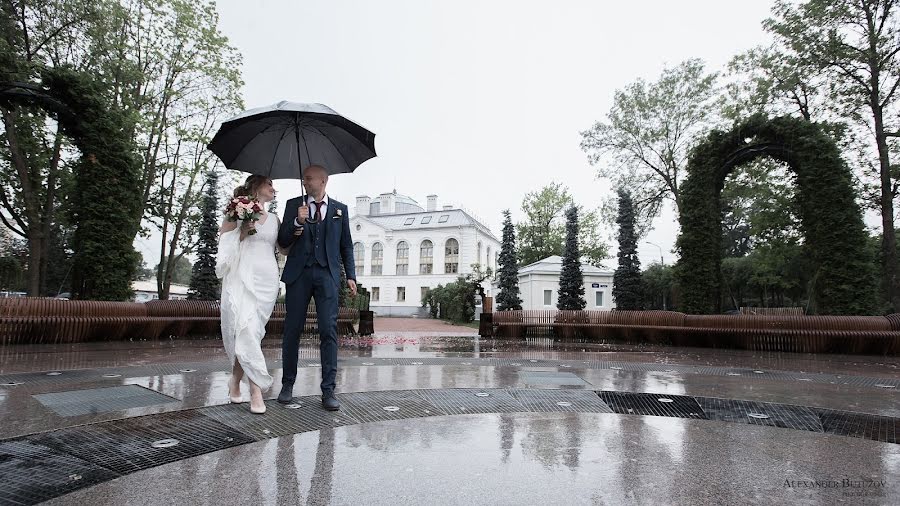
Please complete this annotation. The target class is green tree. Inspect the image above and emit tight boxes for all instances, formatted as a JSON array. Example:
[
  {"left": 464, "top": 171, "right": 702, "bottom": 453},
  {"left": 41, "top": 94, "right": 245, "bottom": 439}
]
[
  {"left": 765, "top": 0, "right": 900, "bottom": 309},
  {"left": 496, "top": 209, "right": 522, "bottom": 311},
  {"left": 613, "top": 190, "right": 642, "bottom": 310},
  {"left": 642, "top": 263, "right": 674, "bottom": 311},
  {"left": 155, "top": 254, "right": 192, "bottom": 286},
  {"left": 516, "top": 183, "right": 607, "bottom": 267},
  {"left": 580, "top": 59, "right": 719, "bottom": 233},
  {"left": 557, "top": 206, "right": 585, "bottom": 310},
  {"left": 0, "top": 0, "right": 102, "bottom": 295},
  {"left": 187, "top": 170, "right": 220, "bottom": 300}
]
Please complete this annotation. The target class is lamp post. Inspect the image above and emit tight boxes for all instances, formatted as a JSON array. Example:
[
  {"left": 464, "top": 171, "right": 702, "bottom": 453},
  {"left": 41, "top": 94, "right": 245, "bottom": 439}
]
[
  {"left": 645, "top": 241, "right": 664, "bottom": 266},
  {"left": 645, "top": 241, "right": 666, "bottom": 310}
]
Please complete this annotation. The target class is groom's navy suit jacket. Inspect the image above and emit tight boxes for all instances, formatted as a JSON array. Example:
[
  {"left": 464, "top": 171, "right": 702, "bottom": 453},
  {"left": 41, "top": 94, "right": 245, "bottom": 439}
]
[{"left": 277, "top": 196, "right": 356, "bottom": 287}]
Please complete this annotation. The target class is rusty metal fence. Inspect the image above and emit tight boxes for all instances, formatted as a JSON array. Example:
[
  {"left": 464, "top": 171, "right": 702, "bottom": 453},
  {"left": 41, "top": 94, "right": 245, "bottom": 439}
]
[
  {"left": 491, "top": 309, "right": 900, "bottom": 355},
  {"left": 0, "top": 298, "right": 365, "bottom": 345}
]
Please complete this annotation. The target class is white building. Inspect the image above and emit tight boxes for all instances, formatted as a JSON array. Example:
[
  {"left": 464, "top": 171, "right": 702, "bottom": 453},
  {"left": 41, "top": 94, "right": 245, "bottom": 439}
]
[
  {"left": 132, "top": 280, "right": 189, "bottom": 302},
  {"left": 350, "top": 191, "right": 501, "bottom": 316},
  {"left": 511, "top": 255, "right": 616, "bottom": 311}
]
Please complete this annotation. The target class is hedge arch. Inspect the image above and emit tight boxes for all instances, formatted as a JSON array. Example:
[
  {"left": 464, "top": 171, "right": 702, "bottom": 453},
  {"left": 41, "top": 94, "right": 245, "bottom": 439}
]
[
  {"left": 1, "top": 68, "right": 142, "bottom": 300},
  {"left": 676, "top": 115, "right": 876, "bottom": 315}
]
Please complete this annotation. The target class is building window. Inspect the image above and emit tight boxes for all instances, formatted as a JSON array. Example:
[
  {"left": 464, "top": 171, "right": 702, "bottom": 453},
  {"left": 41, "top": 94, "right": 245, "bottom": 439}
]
[
  {"left": 371, "top": 242, "right": 383, "bottom": 275},
  {"left": 397, "top": 286, "right": 406, "bottom": 302},
  {"left": 353, "top": 242, "right": 365, "bottom": 275},
  {"left": 444, "top": 238, "right": 459, "bottom": 273},
  {"left": 543, "top": 290, "right": 552, "bottom": 306},
  {"left": 404, "top": 217, "right": 415, "bottom": 225},
  {"left": 477, "top": 242, "right": 482, "bottom": 266},
  {"left": 438, "top": 214, "right": 449, "bottom": 223},
  {"left": 595, "top": 291, "right": 604, "bottom": 307},
  {"left": 420, "top": 286, "right": 429, "bottom": 302},
  {"left": 486, "top": 246, "right": 492, "bottom": 269},
  {"left": 421, "top": 216, "right": 432, "bottom": 224},
  {"left": 372, "top": 287, "right": 380, "bottom": 301},
  {"left": 419, "top": 240, "right": 433, "bottom": 274},
  {"left": 396, "top": 241, "right": 409, "bottom": 275}
]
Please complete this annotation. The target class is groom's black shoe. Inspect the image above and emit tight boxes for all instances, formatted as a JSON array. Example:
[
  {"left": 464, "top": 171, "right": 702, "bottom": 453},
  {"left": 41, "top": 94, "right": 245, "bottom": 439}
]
[
  {"left": 277, "top": 384, "right": 294, "bottom": 404},
  {"left": 321, "top": 391, "right": 340, "bottom": 411}
]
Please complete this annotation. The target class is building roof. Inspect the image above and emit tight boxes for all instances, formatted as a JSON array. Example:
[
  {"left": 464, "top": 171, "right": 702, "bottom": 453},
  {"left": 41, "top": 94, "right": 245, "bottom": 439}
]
[
  {"left": 357, "top": 209, "right": 499, "bottom": 242},
  {"left": 132, "top": 280, "right": 189, "bottom": 295},
  {"left": 518, "top": 256, "right": 613, "bottom": 276}
]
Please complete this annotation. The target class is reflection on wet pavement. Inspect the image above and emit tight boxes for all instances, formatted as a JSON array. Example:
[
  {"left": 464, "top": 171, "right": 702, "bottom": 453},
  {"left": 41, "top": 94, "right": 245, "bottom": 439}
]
[{"left": 43, "top": 413, "right": 900, "bottom": 506}]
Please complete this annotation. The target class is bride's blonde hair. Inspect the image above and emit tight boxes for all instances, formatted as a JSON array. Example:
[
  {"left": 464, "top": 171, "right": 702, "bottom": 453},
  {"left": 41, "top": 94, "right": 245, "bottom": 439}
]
[{"left": 233, "top": 174, "right": 269, "bottom": 199}]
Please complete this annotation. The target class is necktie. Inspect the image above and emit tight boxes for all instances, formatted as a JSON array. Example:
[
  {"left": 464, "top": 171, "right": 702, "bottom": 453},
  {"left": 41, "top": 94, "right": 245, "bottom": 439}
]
[{"left": 315, "top": 201, "right": 324, "bottom": 221}]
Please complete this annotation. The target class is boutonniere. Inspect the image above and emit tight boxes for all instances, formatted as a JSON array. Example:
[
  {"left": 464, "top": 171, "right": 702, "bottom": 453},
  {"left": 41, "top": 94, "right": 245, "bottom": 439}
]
[{"left": 334, "top": 208, "right": 342, "bottom": 219}]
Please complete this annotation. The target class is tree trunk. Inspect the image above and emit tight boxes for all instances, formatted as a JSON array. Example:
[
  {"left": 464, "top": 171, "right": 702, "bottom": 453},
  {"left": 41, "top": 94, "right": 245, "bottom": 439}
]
[
  {"left": 39, "top": 126, "right": 63, "bottom": 294},
  {"left": 872, "top": 104, "right": 898, "bottom": 310},
  {"left": 1, "top": 106, "right": 43, "bottom": 296}
]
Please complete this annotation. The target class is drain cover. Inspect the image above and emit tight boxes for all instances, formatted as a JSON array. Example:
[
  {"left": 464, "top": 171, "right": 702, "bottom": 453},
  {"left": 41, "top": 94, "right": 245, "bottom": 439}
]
[{"left": 150, "top": 438, "right": 179, "bottom": 449}]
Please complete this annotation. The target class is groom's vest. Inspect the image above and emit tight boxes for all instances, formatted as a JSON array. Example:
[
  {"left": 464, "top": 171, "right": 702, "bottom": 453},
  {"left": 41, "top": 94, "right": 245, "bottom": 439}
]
[{"left": 305, "top": 219, "right": 328, "bottom": 268}]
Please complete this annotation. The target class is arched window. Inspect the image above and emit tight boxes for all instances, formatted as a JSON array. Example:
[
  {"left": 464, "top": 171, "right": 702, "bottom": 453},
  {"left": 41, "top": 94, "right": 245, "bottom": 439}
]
[
  {"left": 486, "top": 246, "right": 492, "bottom": 270},
  {"left": 371, "top": 242, "right": 383, "bottom": 275},
  {"left": 353, "top": 242, "right": 365, "bottom": 275},
  {"left": 396, "top": 241, "right": 409, "bottom": 275},
  {"left": 477, "top": 242, "right": 482, "bottom": 267},
  {"left": 419, "top": 240, "right": 433, "bottom": 274},
  {"left": 445, "top": 238, "right": 459, "bottom": 273}
]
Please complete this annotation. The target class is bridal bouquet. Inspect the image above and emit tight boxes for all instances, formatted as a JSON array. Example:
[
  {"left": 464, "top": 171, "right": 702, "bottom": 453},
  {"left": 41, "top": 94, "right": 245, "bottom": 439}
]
[{"left": 224, "top": 197, "right": 263, "bottom": 235}]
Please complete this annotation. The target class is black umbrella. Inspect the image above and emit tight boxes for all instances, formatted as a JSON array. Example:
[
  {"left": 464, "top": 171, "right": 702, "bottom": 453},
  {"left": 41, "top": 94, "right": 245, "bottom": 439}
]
[{"left": 208, "top": 101, "right": 376, "bottom": 222}]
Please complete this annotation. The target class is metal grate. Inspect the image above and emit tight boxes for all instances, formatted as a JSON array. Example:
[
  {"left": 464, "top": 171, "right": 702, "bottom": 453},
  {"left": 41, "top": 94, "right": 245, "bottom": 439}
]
[
  {"left": 697, "top": 397, "right": 823, "bottom": 432},
  {"left": 817, "top": 409, "right": 899, "bottom": 444},
  {"left": 0, "top": 439, "right": 119, "bottom": 506},
  {"left": 417, "top": 388, "right": 526, "bottom": 415},
  {"left": 30, "top": 410, "right": 253, "bottom": 475},
  {"left": 338, "top": 390, "right": 445, "bottom": 423},
  {"left": 199, "top": 399, "right": 357, "bottom": 440},
  {"left": 599, "top": 391, "right": 707, "bottom": 419},
  {"left": 32, "top": 385, "right": 178, "bottom": 417},
  {"left": 508, "top": 389, "right": 613, "bottom": 413},
  {"left": 518, "top": 371, "right": 590, "bottom": 386}
]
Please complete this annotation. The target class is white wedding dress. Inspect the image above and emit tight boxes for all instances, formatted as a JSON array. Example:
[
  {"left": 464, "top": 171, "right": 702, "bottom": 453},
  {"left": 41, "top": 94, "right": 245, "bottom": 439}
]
[{"left": 216, "top": 214, "right": 279, "bottom": 391}]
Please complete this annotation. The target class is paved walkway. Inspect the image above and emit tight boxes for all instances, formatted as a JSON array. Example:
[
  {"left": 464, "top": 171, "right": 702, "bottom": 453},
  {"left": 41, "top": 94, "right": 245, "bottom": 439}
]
[{"left": 1, "top": 319, "right": 898, "bottom": 505}]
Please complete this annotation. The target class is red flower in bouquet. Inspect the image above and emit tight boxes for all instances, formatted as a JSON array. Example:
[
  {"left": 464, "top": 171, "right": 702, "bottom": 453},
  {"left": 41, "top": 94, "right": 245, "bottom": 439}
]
[{"left": 224, "top": 197, "right": 264, "bottom": 235}]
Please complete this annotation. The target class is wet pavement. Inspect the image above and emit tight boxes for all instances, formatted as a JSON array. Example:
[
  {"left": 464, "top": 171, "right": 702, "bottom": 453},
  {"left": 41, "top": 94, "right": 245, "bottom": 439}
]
[{"left": 2, "top": 326, "right": 899, "bottom": 505}]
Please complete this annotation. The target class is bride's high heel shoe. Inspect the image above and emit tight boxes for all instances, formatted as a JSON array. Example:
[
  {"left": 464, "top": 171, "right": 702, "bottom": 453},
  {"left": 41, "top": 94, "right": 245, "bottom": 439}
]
[
  {"left": 228, "top": 375, "right": 243, "bottom": 404},
  {"left": 249, "top": 382, "right": 266, "bottom": 415}
]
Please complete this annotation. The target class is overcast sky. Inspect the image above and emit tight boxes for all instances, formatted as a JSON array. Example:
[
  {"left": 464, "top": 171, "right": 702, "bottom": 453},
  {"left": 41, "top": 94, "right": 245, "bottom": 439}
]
[{"left": 137, "top": 0, "right": 777, "bottom": 267}]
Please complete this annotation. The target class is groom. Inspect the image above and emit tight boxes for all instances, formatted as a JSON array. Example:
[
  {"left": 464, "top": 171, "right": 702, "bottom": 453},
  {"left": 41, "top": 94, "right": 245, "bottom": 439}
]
[{"left": 277, "top": 164, "right": 357, "bottom": 411}]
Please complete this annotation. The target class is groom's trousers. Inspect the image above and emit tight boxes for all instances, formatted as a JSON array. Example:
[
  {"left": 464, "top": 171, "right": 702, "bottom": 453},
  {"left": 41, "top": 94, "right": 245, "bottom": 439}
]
[{"left": 282, "top": 263, "right": 339, "bottom": 394}]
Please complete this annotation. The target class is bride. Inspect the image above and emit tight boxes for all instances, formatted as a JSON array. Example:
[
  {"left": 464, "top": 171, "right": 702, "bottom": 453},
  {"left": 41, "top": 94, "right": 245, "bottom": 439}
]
[{"left": 216, "top": 175, "right": 298, "bottom": 414}]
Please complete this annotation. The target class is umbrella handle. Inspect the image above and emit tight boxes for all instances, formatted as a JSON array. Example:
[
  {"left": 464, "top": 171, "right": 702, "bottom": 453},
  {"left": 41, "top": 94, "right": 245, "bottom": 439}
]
[{"left": 296, "top": 123, "right": 319, "bottom": 224}]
